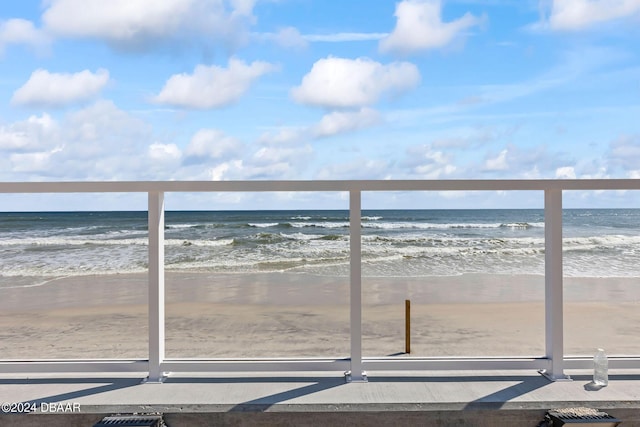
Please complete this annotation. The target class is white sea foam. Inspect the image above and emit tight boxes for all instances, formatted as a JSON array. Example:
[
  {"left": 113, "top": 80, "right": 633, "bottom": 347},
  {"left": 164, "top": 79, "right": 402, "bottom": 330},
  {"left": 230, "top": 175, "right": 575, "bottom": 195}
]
[
  {"left": 290, "top": 221, "right": 350, "bottom": 228},
  {"left": 280, "top": 232, "right": 326, "bottom": 241},
  {"left": 0, "top": 237, "right": 148, "bottom": 246},
  {"left": 166, "top": 223, "right": 201, "bottom": 229},
  {"left": 363, "top": 222, "right": 504, "bottom": 230},
  {"left": 165, "top": 238, "right": 234, "bottom": 247},
  {"left": 501, "top": 222, "right": 543, "bottom": 229},
  {"left": 3, "top": 209, "right": 640, "bottom": 281}
]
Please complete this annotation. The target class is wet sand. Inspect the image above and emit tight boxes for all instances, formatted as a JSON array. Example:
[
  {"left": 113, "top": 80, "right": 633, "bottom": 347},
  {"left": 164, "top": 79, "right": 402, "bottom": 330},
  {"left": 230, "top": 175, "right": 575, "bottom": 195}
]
[{"left": 0, "top": 272, "right": 638, "bottom": 359}]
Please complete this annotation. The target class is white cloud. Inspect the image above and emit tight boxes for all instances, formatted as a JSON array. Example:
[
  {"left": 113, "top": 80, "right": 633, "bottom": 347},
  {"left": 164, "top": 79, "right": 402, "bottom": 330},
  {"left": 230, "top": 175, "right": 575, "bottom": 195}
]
[
  {"left": 203, "top": 158, "right": 300, "bottom": 182},
  {"left": 180, "top": 127, "right": 314, "bottom": 181},
  {"left": 42, "top": 0, "right": 256, "bottom": 50},
  {"left": 521, "top": 166, "right": 542, "bottom": 179},
  {"left": 258, "top": 27, "right": 308, "bottom": 49},
  {"left": 257, "top": 128, "right": 306, "bottom": 145},
  {"left": 469, "top": 144, "right": 576, "bottom": 178},
  {"left": 312, "top": 108, "right": 382, "bottom": 138},
  {"left": 291, "top": 57, "right": 420, "bottom": 108},
  {"left": 207, "top": 160, "right": 242, "bottom": 181},
  {"left": 230, "top": 0, "right": 256, "bottom": 16},
  {"left": 316, "top": 158, "right": 390, "bottom": 180},
  {"left": 555, "top": 166, "right": 577, "bottom": 179},
  {"left": 276, "top": 27, "right": 308, "bottom": 49},
  {"left": 153, "top": 59, "right": 277, "bottom": 109},
  {"left": 251, "top": 143, "right": 312, "bottom": 167},
  {"left": 379, "top": 0, "right": 482, "bottom": 55},
  {"left": 184, "top": 129, "right": 244, "bottom": 162},
  {"left": 12, "top": 69, "right": 110, "bottom": 108},
  {"left": 148, "top": 143, "right": 181, "bottom": 163},
  {"left": 0, "top": 114, "right": 57, "bottom": 152},
  {"left": 0, "top": 129, "right": 32, "bottom": 152},
  {"left": 414, "top": 163, "right": 456, "bottom": 179},
  {"left": 579, "top": 168, "right": 610, "bottom": 179},
  {"left": 607, "top": 135, "right": 640, "bottom": 171},
  {"left": 243, "top": 159, "right": 295, "bottom": 179},
  {"left": 146, "top": 142, "right": 183, "bottom": 178},
  {"left": 65, "top": 100, "right": 150, "bottom": 148},
  {"left": 483, "top": 149, "right": 509, "bottom": 171},
  {"left": 0, "top": 19, "right": 50, "bottom": 54},
  {"left": 50, "top": 100, "right": 153, "bottom": 180},
  {"left": 544, "top": 0, "right": 640, "bottom": 31},
  {"left": 10, "top": 146, "right": 63, "bottom": 174},
  {"left": 1, "top": 98, "right": 318, "bottom": 183},
  {"left": 243, "top": 134, "right": 314, "bottom": 179},
  {"left": 259, "top": 110, "right": 382, "bottom": 142},
  {"left": 405, "top": 145, "right": 457, "bottom": 179}
]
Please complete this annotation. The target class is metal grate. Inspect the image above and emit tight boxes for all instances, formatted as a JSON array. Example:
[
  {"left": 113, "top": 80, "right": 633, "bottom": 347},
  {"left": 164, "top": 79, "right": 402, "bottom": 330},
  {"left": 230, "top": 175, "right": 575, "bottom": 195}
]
[
  {"left": 546, "top": 407, "right": 621, "bottom": 426},
  {"left": 93, "top": 414, "right": 164, "bottom": 427}
]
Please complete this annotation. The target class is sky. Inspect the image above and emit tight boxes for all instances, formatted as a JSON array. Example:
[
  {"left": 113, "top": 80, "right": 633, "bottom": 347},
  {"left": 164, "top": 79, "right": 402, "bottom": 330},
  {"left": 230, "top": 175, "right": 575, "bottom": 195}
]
[{"left": 0, "top": 0, "right": 639, "bottom": 211}]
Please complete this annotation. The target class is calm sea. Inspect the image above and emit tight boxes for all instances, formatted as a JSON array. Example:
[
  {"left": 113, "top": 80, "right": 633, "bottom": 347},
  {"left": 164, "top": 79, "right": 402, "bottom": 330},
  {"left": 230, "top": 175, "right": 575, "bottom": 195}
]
[{"left": 1, "top": 209, "right": 639, "bottom": 287}]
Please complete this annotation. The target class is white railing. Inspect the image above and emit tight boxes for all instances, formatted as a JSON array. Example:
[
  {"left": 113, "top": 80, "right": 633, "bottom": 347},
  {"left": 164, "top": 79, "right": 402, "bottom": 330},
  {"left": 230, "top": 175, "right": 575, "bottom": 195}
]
[{"left": 1, "top": 179, "right": 640, "bottom": 383}]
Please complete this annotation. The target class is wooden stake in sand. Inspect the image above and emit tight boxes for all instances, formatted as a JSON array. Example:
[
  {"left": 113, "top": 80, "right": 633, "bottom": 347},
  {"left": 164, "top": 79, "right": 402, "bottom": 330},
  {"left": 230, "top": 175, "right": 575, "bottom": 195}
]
[{"left": 405, "top": 299, "right": 411, "bottom": 354}]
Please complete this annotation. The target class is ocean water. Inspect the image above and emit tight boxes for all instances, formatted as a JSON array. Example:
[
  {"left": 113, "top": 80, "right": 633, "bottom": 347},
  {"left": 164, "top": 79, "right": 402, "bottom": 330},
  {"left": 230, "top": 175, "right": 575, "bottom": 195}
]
[{"left": 1, "top": 209, "right": 639, "bottom": 287}]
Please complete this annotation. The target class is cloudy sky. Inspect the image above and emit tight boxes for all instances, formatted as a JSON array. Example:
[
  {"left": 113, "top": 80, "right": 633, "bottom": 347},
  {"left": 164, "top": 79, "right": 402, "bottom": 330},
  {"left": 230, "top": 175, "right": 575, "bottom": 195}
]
[{"left": 1, "top": 0, "right": 639, "bottom": 211}]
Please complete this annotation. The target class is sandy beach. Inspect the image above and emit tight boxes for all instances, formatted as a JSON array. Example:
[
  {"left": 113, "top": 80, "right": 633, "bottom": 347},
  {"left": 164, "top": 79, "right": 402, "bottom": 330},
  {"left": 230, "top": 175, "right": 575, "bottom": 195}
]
[{"left": 0, "top": 272, "right": 639, "bottom": 360}]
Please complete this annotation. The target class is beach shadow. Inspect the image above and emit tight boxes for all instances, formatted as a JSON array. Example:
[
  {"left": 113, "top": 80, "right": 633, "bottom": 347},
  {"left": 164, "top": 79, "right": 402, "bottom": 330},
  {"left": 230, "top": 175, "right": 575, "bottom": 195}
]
[
  {"left": 0, "top": 377, "right": 141, "bottom": 407},
  {"left": 163, "top": 375, "right": 344, "bottom": 384},
  {"left": 1, "top": 375, "right": 345, "bottom": 412},
  {"left": 368, "top": 374, "right": 544, "bottom": 383},
  {"left": 225, "top": 377, "right": 346, "bottom": 412},
  {"left": 224, "top": 374, "right": 556, "bottom": 412},
  {"left": 463, "top": 375, "right": 551, "bottom": 410}
]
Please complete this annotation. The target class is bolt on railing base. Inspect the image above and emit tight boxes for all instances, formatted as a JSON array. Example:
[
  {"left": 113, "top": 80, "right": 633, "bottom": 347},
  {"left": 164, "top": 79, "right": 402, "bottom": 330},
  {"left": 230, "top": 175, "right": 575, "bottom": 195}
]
[
  {"left": 345, "top": 370, "right": 368, "bottom": 383},
  {"left": 539, "top": 369, "right": 572, "bottom": 382},
  {"left": 143, "top": 373, "right": 169, "bottom": 384}
]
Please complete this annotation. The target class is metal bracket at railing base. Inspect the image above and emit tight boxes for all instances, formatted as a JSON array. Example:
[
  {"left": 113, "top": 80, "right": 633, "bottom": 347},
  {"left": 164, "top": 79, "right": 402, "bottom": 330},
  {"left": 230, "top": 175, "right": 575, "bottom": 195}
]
[
  {"left": 538, "top": 369, "right": 572, "bottom": 382},
  {"left": 142, "top": 372, "right": 169, "bottom": 384},
  {"left": 344, "top": 370, "right": 368, "bottom": 383}
]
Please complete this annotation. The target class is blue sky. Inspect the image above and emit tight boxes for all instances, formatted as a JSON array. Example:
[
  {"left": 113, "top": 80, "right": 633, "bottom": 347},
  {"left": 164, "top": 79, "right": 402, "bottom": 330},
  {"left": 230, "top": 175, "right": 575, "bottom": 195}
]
[{"left": 1, "top": 0, "right": 639, "bottom": 211}]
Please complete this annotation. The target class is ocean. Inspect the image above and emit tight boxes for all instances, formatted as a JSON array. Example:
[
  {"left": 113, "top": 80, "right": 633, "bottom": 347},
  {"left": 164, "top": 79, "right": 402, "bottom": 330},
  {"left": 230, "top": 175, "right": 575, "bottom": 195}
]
[{"left": 1, "top": 208, "right": 639, "bottom": 288}]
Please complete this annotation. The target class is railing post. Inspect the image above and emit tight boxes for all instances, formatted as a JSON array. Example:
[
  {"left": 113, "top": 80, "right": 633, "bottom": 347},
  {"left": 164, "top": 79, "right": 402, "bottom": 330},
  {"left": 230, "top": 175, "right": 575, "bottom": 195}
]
[
  {"left": 347, "top": 189, "right": 367, "bottom": 382},
  {"left": 147, "top": 191, "right": 166, "bottom": 383},
  {"left": 541, "top": 189, "right": 571, "bottom": 381}
]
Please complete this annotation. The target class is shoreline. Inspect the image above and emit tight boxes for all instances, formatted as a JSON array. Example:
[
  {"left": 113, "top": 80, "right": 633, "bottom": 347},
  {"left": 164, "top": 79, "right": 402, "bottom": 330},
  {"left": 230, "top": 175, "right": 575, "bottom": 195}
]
[{"left": 0, "top": 272, "right": 638, "bottom": 359}]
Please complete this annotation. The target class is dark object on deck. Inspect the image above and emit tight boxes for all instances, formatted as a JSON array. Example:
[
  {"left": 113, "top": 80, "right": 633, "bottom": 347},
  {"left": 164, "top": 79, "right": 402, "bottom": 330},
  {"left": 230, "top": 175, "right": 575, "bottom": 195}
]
[
  {"left": 541, "top": 407, "right": 621, "bottom": 426},
  {"left": 93, "top": 414, "right": 165, "bottom": 427}
]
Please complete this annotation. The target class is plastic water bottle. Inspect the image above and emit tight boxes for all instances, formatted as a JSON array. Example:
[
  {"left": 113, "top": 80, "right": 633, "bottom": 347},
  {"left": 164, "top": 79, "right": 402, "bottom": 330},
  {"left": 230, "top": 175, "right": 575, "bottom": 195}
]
[{"left": 593, "top": 348, "right": 608, "bottom": 386}]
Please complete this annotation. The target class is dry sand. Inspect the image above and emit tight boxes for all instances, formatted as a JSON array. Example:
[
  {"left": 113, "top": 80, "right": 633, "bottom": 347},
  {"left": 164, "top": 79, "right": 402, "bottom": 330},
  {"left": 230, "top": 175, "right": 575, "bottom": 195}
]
[{"left": 0, "top": 272, "right": 639, "bottom": 360}]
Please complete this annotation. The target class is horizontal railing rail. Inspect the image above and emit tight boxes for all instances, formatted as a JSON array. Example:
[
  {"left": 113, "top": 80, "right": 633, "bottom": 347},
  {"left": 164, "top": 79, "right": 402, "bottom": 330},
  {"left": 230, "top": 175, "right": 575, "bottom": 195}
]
[
  {"left": 1, "top": 179, "right": 640, "bottom": 383},
  {"left": 2, "top": 178, "right": 640, "bottom": 192}
]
